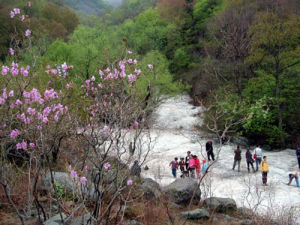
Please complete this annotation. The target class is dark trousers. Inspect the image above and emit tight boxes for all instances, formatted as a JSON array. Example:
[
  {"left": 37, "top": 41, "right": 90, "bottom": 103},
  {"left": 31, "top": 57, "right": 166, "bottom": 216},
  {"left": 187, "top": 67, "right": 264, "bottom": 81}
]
[
  {"left": 232, "top": 160, "right": 241, "bottom": 171},
  {"left": 262, "top": 172, "right": 268, "bottom": 184},
  {"left": 207, "top": 151, "right": 215, "bottom": 161},
  {"left": 172, "top": 169, "right": 177, "bottom": 178},
  {"left": 247, "top": 161, "right": 255, "bottom": 172},
  {"left": 189, "top": 168, "right": 195, "bottom": 178}
]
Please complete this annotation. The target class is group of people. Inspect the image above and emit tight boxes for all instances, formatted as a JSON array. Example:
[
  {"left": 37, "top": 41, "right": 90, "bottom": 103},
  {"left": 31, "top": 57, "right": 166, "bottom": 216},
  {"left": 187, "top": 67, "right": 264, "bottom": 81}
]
[
  {"left": 232, "top": 145, "right": 299, "bottom": 186},
  {"left": 169, "top": 151, "right": 208, "bottom": 179},
  {"left": 169, "top": 140, "right": 300, "bottom": 187}
]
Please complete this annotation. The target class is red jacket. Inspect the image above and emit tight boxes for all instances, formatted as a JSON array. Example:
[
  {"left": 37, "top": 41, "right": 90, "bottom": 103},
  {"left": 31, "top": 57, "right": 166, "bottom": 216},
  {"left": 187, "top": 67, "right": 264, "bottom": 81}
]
[{"left": 195, "top": 158, "right": 201, "bottom": 170}]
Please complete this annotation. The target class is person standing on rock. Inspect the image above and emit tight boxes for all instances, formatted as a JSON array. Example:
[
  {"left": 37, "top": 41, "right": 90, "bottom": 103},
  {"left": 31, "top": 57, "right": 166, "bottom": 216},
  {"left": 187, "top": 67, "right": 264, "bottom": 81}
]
[
  {"left": 245, "top": 147, "right": 255, "bottom": 172},
  {"left": 185, "top": 151, "right": 191, "bottom": 171},
  {"left": 206, "top": 139, "right": 215, "bottom": 161},
  {"left": 170, "top": 157, "right": 179, "bottom": 178},
  {"left": 254, "top": 145, "right": 263, "bottom": 171},
  {"left": 232, "top": 145, "right": 242, "bottom": 172},
  {"left": 260, "top": 156, "right": 269, "bottom": 185},
  {"left": 194, "top": 155, "right": 201, "bottom": 179},
  {"left": 188, "top": 155, "right": 196, "bottom": 178},
  {"left": 130, "top": 160, "right": 141, "bottom": 177},
  {"left": 296, "top": 148, "right": 300, "bottom": 169}
]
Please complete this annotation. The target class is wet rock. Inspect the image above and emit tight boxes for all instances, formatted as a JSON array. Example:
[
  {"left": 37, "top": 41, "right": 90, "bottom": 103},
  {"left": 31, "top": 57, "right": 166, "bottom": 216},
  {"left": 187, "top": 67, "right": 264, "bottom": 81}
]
[
  {"left": 65, "top": 214, "right": 92, "bottom": 225},
  {"left": 204, "top": 197, "right": 237, "bottom": 213},
  {"left": 241, "top": 219, "right": 254, "bottom": 225},
  {"left": 139, "top": 178, "right": 161, "bottom": 200},
  {"left": 232, "top": 136, "right": 249, "bottom": 147},
  {"left": 179, "top": 208, "right": 210, "bottom": 220},
  {"left": 163, "top": 177, "right": 201, "bottom": 205}
]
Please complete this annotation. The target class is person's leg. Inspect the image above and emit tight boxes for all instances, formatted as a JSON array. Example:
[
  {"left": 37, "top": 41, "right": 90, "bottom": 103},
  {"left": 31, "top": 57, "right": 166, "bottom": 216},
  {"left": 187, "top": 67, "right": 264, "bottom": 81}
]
[
  {"left": 238, "top": 160, "right": 241, "bottom": 172},
  {"left": 247, "top": 162, "right": 250, "bottom": 172},
  {"left": 288, "top": 174, "right": 293, "bottom": 185},
  {"left": 250, "top": 162, "right": 255, "bottom": 172},
  {"left": 296, "top": 177, "right": 299, "bottom": 187},
  {"left": 211, "top": 151, "right": 215, "bottom": 161},
  {"left": 191, "top": 168, "right": 195, "bottom": 178},
  {"left": 172, "top": 169, "right": 176, "bottom": 178},
  {"left": 262, "top": 172, "right": 266, "bottom": 184},
  {"left": 233, "top": 160, "right": 236, "bottom": 170},
  {"left": 207, "top": 152, "right": 211, "bottom": 161}
]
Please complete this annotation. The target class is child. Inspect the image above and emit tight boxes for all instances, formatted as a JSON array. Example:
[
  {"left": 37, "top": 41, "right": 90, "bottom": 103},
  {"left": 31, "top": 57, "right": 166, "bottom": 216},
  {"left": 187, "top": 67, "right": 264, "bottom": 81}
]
[
  {"left": 194, "top": 155, "right": 201, "bottom": 179},
  {"left": 169, "top": 157, "right": 178, "bottom": 178},
  {"left": 260, "top": 156, "right": 269, "bottom": 185},
  {"left": 178, "top": 158, "right": 186, "bottom": 177},
  {"left": 287, "top": 170, "right": 299, "bottom": 187},
  {"left": 201, "top": 159, "right": 208, "bottom": 175}
]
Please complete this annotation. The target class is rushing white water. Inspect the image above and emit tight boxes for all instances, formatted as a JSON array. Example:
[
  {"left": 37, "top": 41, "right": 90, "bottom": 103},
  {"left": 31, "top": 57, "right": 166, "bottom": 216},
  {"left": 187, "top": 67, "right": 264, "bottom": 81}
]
[{"left": 142, "top": 95, "right": 300, "bottom": 222}]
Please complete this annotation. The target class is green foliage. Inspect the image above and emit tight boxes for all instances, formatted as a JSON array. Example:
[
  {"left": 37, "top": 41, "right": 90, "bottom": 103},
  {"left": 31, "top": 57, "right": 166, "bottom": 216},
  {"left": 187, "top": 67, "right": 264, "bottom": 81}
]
[{"left": 136, "top": 50, "right": 189, "bottom": 97}]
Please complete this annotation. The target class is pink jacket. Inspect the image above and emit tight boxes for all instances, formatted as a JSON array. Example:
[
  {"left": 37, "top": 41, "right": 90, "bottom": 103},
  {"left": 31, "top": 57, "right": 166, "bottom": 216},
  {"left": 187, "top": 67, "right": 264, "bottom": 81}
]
[{"left": 188, "top": 158, "right": 196, "bottom": 168}]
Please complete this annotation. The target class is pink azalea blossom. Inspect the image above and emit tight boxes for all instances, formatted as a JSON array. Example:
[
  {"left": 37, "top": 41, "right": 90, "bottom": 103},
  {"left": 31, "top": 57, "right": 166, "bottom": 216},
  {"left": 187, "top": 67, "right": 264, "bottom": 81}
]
[
  {"left": 27, "top": 2, "right": 31, "bottom": 7},
  {"left": 10, "top": 103, "right": 15, "bottom": 108},
  {"left": 29, "top": 143, "right": 35, "bottom": 148},
  {"left": 21, "top": 15, "right": 25, "bottom": 21},
  {"left": 133, "top": 59, "right": 138, "bottom": 65},
  {"left": 80, "top": 176, "right": 87, "bottom": 185},
  {"left": 36, "top": 125, "right": 42, "bottom": 130},
  {"left": 134, "top": 120, "right": 139, "bottom": 127},
  {"left": 134, "top": 69, "right": 141, "bottom": 76},
  {"left": 99, "top": 70, "right": 104, "bottom": 77},
  {"left": 25, "top": 29, "right": 31, "bottom": 37},
  {"left": 62, "top": 62, "right": 67, "bottom": 70},
  {"left": 16, "top": 143, "right": 22, "bottom": 150},
  {"left": 21, "top": 140, "right": 27, "bottom": 150},
  {"left": 70, "top": 170, "right": 78, "bottom": 179},
  {"left": 84, "top": 165, "right": 88, "bottom": 172},
  {"left": 127, "top": 179, "right": 133, "bottom": 186},
  {"left": 9, "top": 90, "right": 14, "bottom": 97},
  {"left": 0, "top": 98, "right": 5, "bottom": 104},
  {"left": 128, "top": 74, "right": 136, "bottom": 83},
  {"left": 103, "top": 125, "right": 109, "bottom": 133},
  {"left": 42, "top": 117, "right": 48, "bottom": 124},
  {"left": 148, "top": 64, "right": 153, "bottom": 69},
  {"left": 128, "top": 50, "right": 132, "bottom": 54},
  {"left": 13, "top": 8, "right": 20, "bottom": 14},
  {"left": 27, "top": 107, "right": 36, "bottom": 116},
  {"left": 50, "top": 69, "right": 57, "bottom": 75},
  {"left": 68, "top": 165, "right": 72, "bottom": 172},
  {"left": 16, "top": 99, "right": 22, "bottom": 105},
  {"left": 10, "top": 11, "right": 15, "bottom": 18},
  {"left": 10, "top": 129, "right": 20, "bottom": 138},
  {"left": 10, "top": 68, "right": 19, "bottom": 76},
  {"left": 2, "top": 66, "right": 9, "bottom": 75},
  {"left": 104, "top": 162, "right": 111, "bottom": 169},
  {"left": 128, "top": 59, "right": 133, "bottom": 64},
  {"left": 104, "top": 68, "right": 110, "bottom": 73},
  {"left": 91, "top": 76, "right": 95, "bottom": 81},
  {"left": 9, "top": 48, "right": 14, "bottom": 55},
  {"left": 54, "top": 113, "right": 59, "bottom": 122},
  {"left": 66, "top": 83, "right": 70, "bottom": 89}
]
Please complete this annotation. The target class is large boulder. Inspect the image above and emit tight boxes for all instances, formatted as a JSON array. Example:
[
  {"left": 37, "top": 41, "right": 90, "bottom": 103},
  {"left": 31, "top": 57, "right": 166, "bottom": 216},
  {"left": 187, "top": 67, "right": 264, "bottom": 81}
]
[
  {"left": 204, "top": 197, "right": 237, "bottom": 213},
  {"left": 39, "top": 172, "right": 101, "bottom": 202},
  {"left": 162, "top": 178, "right": 201, "bottom": 205},
  {"left": 179, "top": 208, "right": 210, "bottom": 220},
  {"left": 139, "top": 178, "right": 161, "bottom": 200},
  {"left": 44, "top": 214, "right": 66, "bottom": 225},
  {"left": 232, "top": 136, "right": 249, "bottom": 147},
  {"left": 65, "top": 214, "right": 92, "bottom": 225}
]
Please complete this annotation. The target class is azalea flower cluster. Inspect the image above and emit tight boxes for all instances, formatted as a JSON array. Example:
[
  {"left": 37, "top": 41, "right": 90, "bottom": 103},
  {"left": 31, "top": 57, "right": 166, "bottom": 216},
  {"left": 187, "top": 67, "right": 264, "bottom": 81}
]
[
  {"left": 68, "top": 165, "right": 88, "bottom": 186},
  {"left": 9, "top": 7, "right": 30, "bottom": 35},
  {"left": 1, "top": 62, "right": 69, "bottom": 150}
]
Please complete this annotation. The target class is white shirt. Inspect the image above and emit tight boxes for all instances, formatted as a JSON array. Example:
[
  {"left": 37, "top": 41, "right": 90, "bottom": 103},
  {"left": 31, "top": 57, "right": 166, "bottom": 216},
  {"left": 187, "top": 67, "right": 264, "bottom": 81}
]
[{"left": 254, "top": 147, "right": 262, "bottom": 158}]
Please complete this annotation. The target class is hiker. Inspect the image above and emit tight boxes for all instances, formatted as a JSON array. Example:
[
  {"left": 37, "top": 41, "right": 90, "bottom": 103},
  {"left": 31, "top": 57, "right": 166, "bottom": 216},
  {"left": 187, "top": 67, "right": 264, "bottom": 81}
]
[
  {"left": 260, "top": 156, "right": 269, "bottom": 185},
  {"left": 202, "top": 159, "right": 208, "bottom": 175},
  {"left": 287, "top": 170, "right": 299, "bottom": 187},
  {"left": 254, "top": 145, "right": 263, "bottom": 171},
  {"left": 296, "top": 148, "right": 300, "bottom": 169},
  {"left": 188, "top": 155, "right": 196, "bottom": 178},
  {"left": 130, "top": 160, "right": 141, "bottom": 177},
  {"left": 194, "top": 155, "right": 201, "bottom": 179},
  {"left": 232, "top": 145, "right": 242, "bottom": 172},
  {"left": 206, "top": 139, "right": 215, "bottom": 161},
  {"left": 221, "top": 135, "right": 227, "bottom": 145},
  {"left": 185, "top": 151, "right": 191, "bottom": 170},
  {"left": 178, "top": 157, "right": 186, "bottom": 177},
  {"left": 245, "top": 147, "right": 255, "bottom": 172},
  {"left": 169, "top": 157, "right": 179, "bottom": 178}
]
